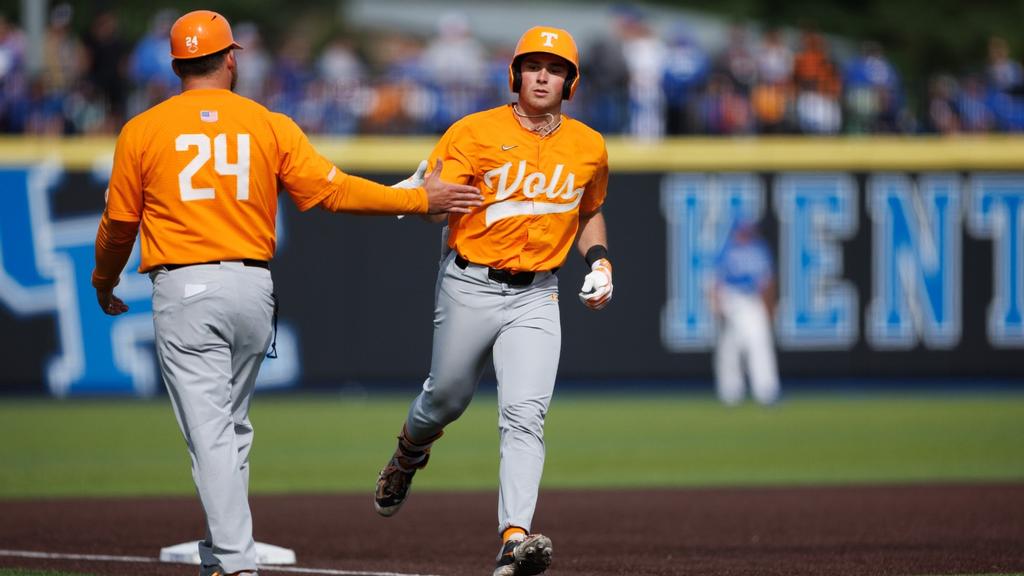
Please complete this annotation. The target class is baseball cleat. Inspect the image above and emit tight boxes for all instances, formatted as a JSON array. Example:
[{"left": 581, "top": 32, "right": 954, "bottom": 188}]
[
  {"left": 493, "top": 533, "right": 553, "bottom": 576},
  {"left": 374, "top": 453, "right": 427, "bottom": 517},
  {"left": 374, "top": 427, "right": 441, "bottom": 517}
]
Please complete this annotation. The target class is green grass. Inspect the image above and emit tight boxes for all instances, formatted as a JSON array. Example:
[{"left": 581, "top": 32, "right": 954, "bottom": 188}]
[{"left": 0, "top": 392, "right": 1022, "bottom": 498}]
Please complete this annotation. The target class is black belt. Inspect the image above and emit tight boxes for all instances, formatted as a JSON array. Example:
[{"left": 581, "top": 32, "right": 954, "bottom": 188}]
[
  {"left": 163, "top": 259, "right": 270, "bottom": 271},
  {"left": 454, "top": 254, "right": 539, "bottom": 287}
]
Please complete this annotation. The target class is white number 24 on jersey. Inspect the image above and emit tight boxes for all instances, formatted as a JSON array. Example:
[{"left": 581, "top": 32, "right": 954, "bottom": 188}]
[{"left": 175, "top": 133, "right": 250, "bottom": 201}]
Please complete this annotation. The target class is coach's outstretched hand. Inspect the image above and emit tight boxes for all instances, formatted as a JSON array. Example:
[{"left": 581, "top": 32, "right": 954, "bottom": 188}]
[{"left": 423, "top": 159, "right": 483, "bottom": 214}]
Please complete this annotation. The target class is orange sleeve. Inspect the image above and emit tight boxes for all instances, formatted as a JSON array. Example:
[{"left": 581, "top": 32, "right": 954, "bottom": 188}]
[
  {"left": 272, "top": 112, "right": 347, "bottom": 212},
  {"left": 92, "top": 210, "right": 140, "bottom": 290},
  {"left": 318, "top": 174, "right": 428, "bottom": 214},
  {"left": 580, "top": 142, "right": 608, "bottom": 216},
  {"left": 104, "top": 123, "right": 144, "bottom": 222},
  {"left": 429, "top": 120, "right": 477, "bottom": 185}
]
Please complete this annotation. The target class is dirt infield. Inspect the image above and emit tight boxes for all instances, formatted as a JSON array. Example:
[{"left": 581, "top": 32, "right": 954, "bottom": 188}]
[{"left": 1, "top": 484, "right": 1023, "bottom": 576}]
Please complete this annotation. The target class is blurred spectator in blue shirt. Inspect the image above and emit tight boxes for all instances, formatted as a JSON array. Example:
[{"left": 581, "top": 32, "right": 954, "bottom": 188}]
[
  {"left": 662, "top": 23, "right": 709, "bottom": 135},
  {"left": 986, "top": 36, "right": 1024, "bottom": 131},
  {"left": 987, "top": 36, "right": 1023, "bottom": 93},
  {"left": 580, "top": 7, "right": 631, "bottom": 134},
  {"left": 268, "top": 32, "right": 316, "bottom": 126},
  {"left": 128, "top": 9, "right": 178, "bottom": 114},
  {"left": 843, "top": 41, "right": 902, "bottom": 133},
  {"left": 958, "top": 74, "right": 995, "bottom": 132},
  {"left": 14, "top": 77, "right": 65, "bottom": 135}
]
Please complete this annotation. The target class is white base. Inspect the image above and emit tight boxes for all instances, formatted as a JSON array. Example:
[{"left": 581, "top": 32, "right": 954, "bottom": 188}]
[{"left": 159, "top": 541, "right": 296, "bottom": 565}]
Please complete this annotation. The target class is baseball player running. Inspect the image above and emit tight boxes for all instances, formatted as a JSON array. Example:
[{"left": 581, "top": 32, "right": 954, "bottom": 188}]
[
  {"left": 373, "top": 26, "right": 613, "bottom": 576},
  {"left": 711, "top": 220, "right": 780, "bottom": 405},
  {"left": 91, "top": 10, "right": 481, "bottom": 576}
]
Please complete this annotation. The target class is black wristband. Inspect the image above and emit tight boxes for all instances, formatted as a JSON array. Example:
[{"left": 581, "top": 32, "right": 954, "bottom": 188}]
[{"left": 584, "top": 245, "right": 609, "bottom": 267}]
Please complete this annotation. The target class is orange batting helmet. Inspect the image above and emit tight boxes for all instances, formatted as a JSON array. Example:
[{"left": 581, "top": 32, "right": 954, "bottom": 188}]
[
  {"left": 509, "top": 26, "right": 580, "bottom": 100},
  {"left": 169, "top": 10, "right": 242, "bottom": 60}
]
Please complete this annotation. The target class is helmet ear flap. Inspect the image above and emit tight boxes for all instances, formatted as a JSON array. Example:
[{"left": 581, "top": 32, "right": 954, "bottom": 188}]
[
  {"left": 562, "top": 70, "right": 576, "bottom": 100},
  {"left": 511, "top": 56, "right": 523, "bottom": 93}
]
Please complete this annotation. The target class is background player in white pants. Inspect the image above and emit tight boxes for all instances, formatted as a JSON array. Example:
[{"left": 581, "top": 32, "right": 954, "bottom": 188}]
[
  {"left": 91, "top": 10, "right": 481, "bottom": 576},
  {"left": 373, "top": 26, "right": 613, "bottom": 576},
  {"left": 711, "top": 220, "right": 781, "bottom": 405}
]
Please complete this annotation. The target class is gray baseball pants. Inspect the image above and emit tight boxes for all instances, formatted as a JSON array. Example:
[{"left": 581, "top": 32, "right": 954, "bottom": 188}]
[
  {"left": 151, "top": 262, "right": 275, "bottom": 575},
  {"left": 715, "top": 287, "right": 780, "bottom": 405},
  {"left": 405, "top": 251, "right": 560, "bottom": 534}
]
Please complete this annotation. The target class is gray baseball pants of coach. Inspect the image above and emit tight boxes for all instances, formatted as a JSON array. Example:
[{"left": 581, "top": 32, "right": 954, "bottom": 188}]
[
  {"left": 150, "top": 262, "right": 275, "bottom": 575},
  {"left": 405, "top": 251, "right": 560, "bottom": 534}
]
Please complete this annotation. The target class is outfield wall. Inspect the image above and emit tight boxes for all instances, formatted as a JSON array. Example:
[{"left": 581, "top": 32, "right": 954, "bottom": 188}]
[{"left": 0, "top": 136, "right": 1021, "bottom": 396}]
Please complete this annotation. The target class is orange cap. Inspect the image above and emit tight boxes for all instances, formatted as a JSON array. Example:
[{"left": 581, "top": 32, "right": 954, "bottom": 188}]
[
  {"left": 169, "top": 10, "right": 243, "bottom": 60},
  {"left": 508, "top": 26, "right": 580, "bottom": 100}
]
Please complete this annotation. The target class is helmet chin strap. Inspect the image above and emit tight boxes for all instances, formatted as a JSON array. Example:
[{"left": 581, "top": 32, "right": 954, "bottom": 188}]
[{"left": 513, "top": 103, "right": 562, "bottom": 137}]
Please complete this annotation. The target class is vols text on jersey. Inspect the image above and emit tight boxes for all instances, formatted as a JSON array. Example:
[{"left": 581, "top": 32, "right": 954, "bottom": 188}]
[{"left": 483, "top": 160, "right": 584, "bottom": 226}]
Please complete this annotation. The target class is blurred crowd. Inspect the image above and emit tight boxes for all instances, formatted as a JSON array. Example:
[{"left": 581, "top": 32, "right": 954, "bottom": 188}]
[{"left": 3, "top": 4, "right": 1024, "bottom": 137}]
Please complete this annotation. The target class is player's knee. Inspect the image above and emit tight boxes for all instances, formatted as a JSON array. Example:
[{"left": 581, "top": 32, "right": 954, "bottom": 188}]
[
  {"left": 499, "top": 400, "right": 547, "bottom": 435},
  {"left": 428, "top": 393, "right": 473, "bottom": 425}
]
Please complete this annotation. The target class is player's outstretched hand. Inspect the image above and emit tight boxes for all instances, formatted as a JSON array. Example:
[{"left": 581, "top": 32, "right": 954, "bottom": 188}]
[
  {"left": 97, "top": 288, "right": 129, "bottom": 316},
  {"left": 424, "top": 159, "right": 483, "bottom": 214},
  {"left": 579, "top": 258, "right": 613, "bottom": 310}
]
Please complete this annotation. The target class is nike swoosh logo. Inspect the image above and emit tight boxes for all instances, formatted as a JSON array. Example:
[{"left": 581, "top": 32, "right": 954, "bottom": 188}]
[{"left": 501, "top": 145, "right": 517, "bottom": 151}]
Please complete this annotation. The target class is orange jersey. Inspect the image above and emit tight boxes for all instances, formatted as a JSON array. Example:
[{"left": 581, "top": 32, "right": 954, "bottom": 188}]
[
  {"left": 432, "top": 104, "right": 608, "bottom": 272},
  {"left": 104, "top": 88, "right": 425, "bottom": 272}
]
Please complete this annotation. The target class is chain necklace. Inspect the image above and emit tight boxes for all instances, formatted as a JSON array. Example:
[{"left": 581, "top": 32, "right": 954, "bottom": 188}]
[{"left": 512, "top": 103, "right": 562, "bottom": 137}]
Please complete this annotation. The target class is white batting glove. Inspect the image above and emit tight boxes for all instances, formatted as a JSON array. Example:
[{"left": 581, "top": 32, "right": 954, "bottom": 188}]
[
  {"left": 393, "top": 160, "right": 428, "bottom": 189},
  {"left": 578, "top": 258, "right": 613, "bottom": 310},
  {"left": 394, "top": 160, "right": 429, "bottom": 219}
]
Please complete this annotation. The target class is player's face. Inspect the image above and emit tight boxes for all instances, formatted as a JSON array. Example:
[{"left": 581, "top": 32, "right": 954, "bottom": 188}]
[{"left": 518, "top": 53, "right": 569, "bottom": 114}]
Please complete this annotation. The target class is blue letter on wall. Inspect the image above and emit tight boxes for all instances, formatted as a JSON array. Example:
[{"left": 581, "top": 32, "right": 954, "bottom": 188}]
[
  {"left": 867, "top": 174, "right": 961, "bottom": 349},
  {"left": 968, "top": 174, "right": 1024, "bottom": 347},
  {"left": 661, "top": 173, "right": 763, "bottom": 350},
  {"left": 773, "top": 174, "right": 858, "bottom": 349}
]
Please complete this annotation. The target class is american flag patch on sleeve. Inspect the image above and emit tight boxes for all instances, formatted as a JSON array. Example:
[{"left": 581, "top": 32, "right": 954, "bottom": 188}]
[{"left": 200, "top": 110, "right": 219, "bottom": 123}]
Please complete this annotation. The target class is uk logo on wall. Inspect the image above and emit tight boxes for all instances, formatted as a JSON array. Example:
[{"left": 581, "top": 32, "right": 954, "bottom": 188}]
[{"left": 0, "top": 162, "right": 300, "bottom": 397}]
